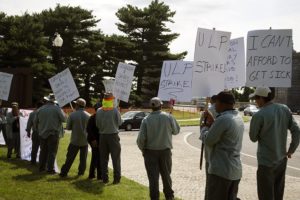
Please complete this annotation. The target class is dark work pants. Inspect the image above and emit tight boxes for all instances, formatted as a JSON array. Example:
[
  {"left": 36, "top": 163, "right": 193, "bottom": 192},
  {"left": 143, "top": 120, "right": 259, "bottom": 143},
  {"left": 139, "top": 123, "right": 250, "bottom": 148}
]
[
  {"left": 0, "top": 124, "right": 8, "bottom": 145},
  {"left": 31, "top": 132, "right": 40, "bottom": 163},
  {"left": 143, "top": 149, "right": 174, "bottom": 200},
  {"left": 61, "top": 144, "right": 88, "bottom": 176},
  {"left": 257, "top": 158, "right": 287, "bottom": 200},
  {"left": 99, "top": 134, "right": 121, "bottom": 182},
  {"left": 206, "top": 174, "right": 240, "bottom": 200},
  {"left": 39, "top": 134, "right": 59, "bottom": 172},
  {"left": 89, "top": 146, "right": 101, "bottom": 179},
  {"left": 7, "top": 131, "right": 20, "bottom": 158}
]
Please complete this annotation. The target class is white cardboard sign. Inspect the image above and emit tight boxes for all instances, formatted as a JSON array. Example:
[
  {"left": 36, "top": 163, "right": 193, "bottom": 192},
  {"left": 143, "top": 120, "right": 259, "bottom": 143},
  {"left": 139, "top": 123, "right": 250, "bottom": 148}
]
[
  {"left": 113, "top": 63, "right": 136, "bottom": 102},
  {"left": 246, "top": 29, "right": 293, "bottom": 87},
  {"left": 0, "top": 72, "right": 13, "bottom": 101},
  {"left": 158, "top": 61, "right": 193, "bottom": 102},
  {"left": 49, "top": 68, "right": 80, "bottom": 107},
  {"left": 192, "top": 28, "right": 231, "bottom": 97},
  {"left": 225, "top": 37, "right": 246, "bottom": 89},
  {"left": 103, "top": 79, "right": 115, "bottom": 93}
]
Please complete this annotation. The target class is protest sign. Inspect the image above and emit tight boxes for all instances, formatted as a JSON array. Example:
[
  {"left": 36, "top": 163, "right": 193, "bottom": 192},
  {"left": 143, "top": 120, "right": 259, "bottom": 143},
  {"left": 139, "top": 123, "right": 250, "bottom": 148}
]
[
  {"left": 246, "top": 29, "right": 293, "bottom": 87},
  {"left": 113, "top": 63, "right": 136, "bottom": 102},
  {"left": 19, "top": 109, "right": 35, "bottom": 161},
  {"left": 103, "top": 79, "right": 115, "bottom": 92},
  {"left": 192, "top": 28, "right": 231, "bottom": 97},
  {"left": 49, "top": 68, "right": 80, "bottom": 107},
  {"left": 19, "top": 109, "right": 59, "bottom": 171},
  {"left": 158, "top": 61, "right": 193, "bottom": 102},
  {"left": 225, "top": 37, "right": 246, "bottom": 89},
  {"left": 0, "top": 72, "right": 13, "bottom": 101}
]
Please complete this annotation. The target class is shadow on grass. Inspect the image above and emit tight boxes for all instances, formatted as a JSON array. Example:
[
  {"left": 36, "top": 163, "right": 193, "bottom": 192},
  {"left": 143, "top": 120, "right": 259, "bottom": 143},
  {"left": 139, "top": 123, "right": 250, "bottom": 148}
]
[
  {"left": 72, "top": 179, "right": 104, "bottom": 195},
  {"left": 0, "top": 156, "right": 46, "bottom": 182}
]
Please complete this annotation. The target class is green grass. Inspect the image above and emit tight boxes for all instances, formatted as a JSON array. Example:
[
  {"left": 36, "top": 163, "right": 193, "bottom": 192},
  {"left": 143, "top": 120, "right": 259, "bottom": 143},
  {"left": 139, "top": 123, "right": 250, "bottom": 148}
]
[
  {"left": 178, "top": 120, "right": 200, "bottom": 127},
  {"left": 0, "top": 134, "right": 175, "bottom": 200}
]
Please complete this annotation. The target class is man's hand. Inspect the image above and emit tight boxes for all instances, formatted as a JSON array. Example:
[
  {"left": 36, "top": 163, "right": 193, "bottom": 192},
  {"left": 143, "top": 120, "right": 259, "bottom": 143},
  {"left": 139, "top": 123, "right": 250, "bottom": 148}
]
[
  {"left": 200, "top": 126, "right": 209, "bottom": 141},
  {"left": 27, "top": 132, "right": 31, "bottom": 138},
  {"left": 286, "top": 152, "right": 292, "bottom": 159}
]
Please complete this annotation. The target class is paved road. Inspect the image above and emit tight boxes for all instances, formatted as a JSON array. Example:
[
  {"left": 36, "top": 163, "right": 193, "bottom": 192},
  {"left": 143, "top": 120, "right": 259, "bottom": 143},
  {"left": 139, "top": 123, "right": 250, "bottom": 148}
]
[
  {"left": 186, "top": 114, "right": 300, "bottom": 178},
  {"left": 118, "top": 126, "right": 300, "bottom": 200}
]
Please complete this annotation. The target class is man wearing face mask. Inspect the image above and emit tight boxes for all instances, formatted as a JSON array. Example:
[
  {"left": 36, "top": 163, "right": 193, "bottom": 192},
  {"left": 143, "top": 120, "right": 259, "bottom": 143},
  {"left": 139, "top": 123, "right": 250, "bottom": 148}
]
[
  {"left": 249, "top": 87, "right": 300, "bottom": 200},
  {"left": 200, "top": 92, "right": 244, "bottom": 200}
]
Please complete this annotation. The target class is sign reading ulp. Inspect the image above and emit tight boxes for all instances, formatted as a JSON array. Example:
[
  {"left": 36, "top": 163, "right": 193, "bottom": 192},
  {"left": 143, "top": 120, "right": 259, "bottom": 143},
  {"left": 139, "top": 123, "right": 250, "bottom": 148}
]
[
  {"left": 158, "top": 61, "right": 193, "bottom": 102},
  {"left": 192, "top": 28, "right": 231, "bottom": 97},
  {"left": 246, "top": 29, "right": 293, "bottom": 87}
]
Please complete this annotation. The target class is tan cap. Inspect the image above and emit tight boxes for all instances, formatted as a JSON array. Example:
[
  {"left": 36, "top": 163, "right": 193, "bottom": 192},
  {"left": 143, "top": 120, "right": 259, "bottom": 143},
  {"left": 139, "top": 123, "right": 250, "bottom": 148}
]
[
  {"left": 11, "top": 102, "right": 19, "bottom": 107},
  {"left": 150, "top": 97, "right": 163, "bottom": 108},
  {"left": 73, "top": 98, "right": 86, "bottom": 107},
  {"left": 249, "top": 87, "right": 271, "bottom": 99},
  {"left": 44, "top": 93, "right": 56, "bottom": 103}
]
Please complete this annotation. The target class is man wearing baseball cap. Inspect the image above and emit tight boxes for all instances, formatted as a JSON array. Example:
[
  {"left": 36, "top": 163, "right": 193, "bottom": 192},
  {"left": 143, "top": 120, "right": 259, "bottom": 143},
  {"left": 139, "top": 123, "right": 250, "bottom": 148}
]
[
  {"left": 200, "top": 91, "right": 244, "bottom": 200},
  {"left": 60, "top": 98, "right": 90, "bottom": 177},
  {"left": 96, "top": 92, "right": 122, "bottom": 184},
  {"left": 249, "top": 87, "right": 300, "bottom": 200},
  {"left": 35, "top": 94, "right": 66, "bottom": 174},
  {"left": 137, "top": 97, "right": 180, "bottom": 200}
]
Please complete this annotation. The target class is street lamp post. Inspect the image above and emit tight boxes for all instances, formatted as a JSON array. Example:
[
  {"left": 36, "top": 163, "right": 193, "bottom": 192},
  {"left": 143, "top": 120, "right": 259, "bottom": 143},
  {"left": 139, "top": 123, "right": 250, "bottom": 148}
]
[{"left": 52, "top": 32, "right": 63, "bottom": 72}]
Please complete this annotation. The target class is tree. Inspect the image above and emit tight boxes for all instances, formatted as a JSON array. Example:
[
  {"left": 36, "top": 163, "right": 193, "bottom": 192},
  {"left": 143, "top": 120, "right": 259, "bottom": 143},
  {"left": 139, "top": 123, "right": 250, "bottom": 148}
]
[
  {"left": 116, "top": 0, "right": 187, "bottom": 103},
  {"left": 38, "top": 5, "right": 105, "bottom": 105},
  {"left": 0, "top": 12, "right": 55, "bottom": 102}
]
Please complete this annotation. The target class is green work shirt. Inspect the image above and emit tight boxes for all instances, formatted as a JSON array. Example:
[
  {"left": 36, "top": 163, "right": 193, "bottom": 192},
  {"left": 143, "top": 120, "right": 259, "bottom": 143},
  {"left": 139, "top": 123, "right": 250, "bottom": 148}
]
[
  {"left": 35, "top": 103, "right": 66, "bottom": 139},
  {"left": 249, "top": 103, "right": 300, "bottom": 167},
  {"left": 137, "top": 110, "right": 180, "bottom": 150},
  {"left": 203, "top": 110, "right": 244, "bottom": 181},
  {"left": 66, "top": 108, "right": 90, "bottom": 146},
  {"left": 96, "top": 108, "right": 122, "bottom": 134},
  {"left": 26, "top": 110, "right": 38, "bottom": 134}
]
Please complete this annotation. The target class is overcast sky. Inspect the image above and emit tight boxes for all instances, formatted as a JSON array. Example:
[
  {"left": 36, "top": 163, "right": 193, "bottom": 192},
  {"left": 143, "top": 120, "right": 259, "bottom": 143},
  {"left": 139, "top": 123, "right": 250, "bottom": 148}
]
[{"left": 1, "top": 0, "right": 299, "bottom": 60}]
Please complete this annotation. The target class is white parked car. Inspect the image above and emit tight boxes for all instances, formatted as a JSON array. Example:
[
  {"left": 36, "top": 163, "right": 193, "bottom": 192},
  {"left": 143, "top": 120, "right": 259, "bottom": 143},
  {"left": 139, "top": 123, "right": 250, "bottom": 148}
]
[{"left": 244, "top": 105, "right": 259, "bottom": 116}]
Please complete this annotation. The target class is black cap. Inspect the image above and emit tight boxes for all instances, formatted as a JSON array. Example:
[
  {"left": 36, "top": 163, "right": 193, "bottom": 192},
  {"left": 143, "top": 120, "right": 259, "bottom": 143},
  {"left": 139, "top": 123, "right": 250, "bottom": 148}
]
[{"left": 216, "top": 91, "right": 235, "bottom": 105}]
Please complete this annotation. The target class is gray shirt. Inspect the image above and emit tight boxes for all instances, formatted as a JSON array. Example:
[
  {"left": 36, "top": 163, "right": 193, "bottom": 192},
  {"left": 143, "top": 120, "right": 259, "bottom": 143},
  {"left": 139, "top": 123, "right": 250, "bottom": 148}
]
[
  {"left": 202, "top": 110, "right": 244, "bottom": 180},
  {"left": 26, "top": 110, "right": 38, "bottom": 134},
  {"left": 250, "top": 103, "right": 300, "bottom": 167},
  {"left": 66, "top": 108, "right": 90, "bottom": 146},
  {"left": 35, "top": 103, "right": 66, "bottom": 139},
  {"left": 137, "top": 111, "right": 180, "bottom": 150},
  {"left": 96, "top": 108, "right": 122, "bottom": 134}
]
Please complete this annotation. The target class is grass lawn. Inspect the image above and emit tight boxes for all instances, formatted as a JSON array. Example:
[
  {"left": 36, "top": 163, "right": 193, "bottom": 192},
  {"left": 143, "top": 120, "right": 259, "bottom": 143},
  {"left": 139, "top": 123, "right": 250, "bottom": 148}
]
[{"left": 0, "top": 134, "right": 172, "bottom": 200}]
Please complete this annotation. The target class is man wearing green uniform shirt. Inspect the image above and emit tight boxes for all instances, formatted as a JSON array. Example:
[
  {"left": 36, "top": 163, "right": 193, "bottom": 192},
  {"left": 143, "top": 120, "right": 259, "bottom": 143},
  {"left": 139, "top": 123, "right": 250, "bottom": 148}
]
[
  {"left": 26, "top": 101, "right": 44, "bottom": 164},
  {"left": 60, "top": 98, "right": 90, "bottom": 177},
  {"left": 35, "top": 94, "right": 66, "bottom": 174},
  {"left": 249, "top": 87, "right": 300, "bottom": 200},
  {"left": 200, "top": 92, "right": 244, "bottom": 200},
  {"left": 137, "top": 97, "right": 180, "bottom": 200},
  {"left": 96, "top": 93, "right": 122, "bottom": 184}
]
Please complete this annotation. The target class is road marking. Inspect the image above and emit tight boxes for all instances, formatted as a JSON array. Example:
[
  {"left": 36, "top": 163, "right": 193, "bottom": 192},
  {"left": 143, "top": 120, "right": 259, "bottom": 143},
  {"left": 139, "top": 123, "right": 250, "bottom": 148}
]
[{"left": 183, "top": 132, "right": 300, "bottom": 173}]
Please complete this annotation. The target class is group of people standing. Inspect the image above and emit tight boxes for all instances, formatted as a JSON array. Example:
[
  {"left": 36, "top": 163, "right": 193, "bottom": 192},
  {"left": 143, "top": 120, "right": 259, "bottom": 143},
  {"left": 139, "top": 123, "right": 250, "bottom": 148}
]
[
  {"left": 0, "top": 87, "right": 300, "bottom": 200},
  {"left": 199, "top": 87, "right": 300, "bottom": 200}
]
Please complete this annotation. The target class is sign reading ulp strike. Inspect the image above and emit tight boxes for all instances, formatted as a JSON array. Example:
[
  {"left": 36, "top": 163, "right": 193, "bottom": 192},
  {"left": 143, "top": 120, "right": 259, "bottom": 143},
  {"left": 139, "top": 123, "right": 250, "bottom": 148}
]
[
  {"left": 158, "top": 61, "right": 193, "bottom": 102},
  {"left": 192, "top": 28, "right": 231, "bottom": 97},
  {"left": 0, "top": 72, "right": 13, "bottom": 101},
  {"left": 113, "top": 62, "right": 136, "bottom": 102},
  {"left": 225, "top": 37, "right": 246, "bottom": 89},
  {"left": 246, "top": 29, "right": 293, "bottom": 87},
  {"left": 49, "top": 68, "right": 79, "bottom": 107}
]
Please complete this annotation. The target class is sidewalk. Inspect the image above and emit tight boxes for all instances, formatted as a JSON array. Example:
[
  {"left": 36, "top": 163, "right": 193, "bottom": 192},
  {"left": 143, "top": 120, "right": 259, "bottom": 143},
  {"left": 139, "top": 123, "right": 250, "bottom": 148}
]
[{"left": 117, "top": 132, "right": 300, "bottom": 200}]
